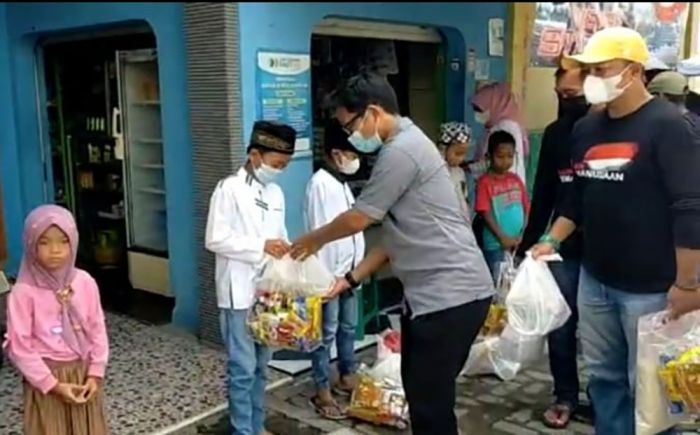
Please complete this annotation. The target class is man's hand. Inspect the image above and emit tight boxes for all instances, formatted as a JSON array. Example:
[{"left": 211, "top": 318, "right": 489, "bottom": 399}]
[
  {"left": 325, "top": 277, "right": 351, "bottom": 300},
  {"left": 264, "top": 239, "right": 291, "bottom": 259},
  {"left": 52, "top": 383, "right": 87, "bottom": 404},
  {"left": 82, "top": 377, "right": 100, "bottom": 402},
  {"left": 667, "top": 285, "right": 700, "bottom": 320},
  {"left": 290, "top": 233, "right": 322, "bottom": 261},
  {"left": 530, "top": 242, "right": 556, "bottom": 259}
]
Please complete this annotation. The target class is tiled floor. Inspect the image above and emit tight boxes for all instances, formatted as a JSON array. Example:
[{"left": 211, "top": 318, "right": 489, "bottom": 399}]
[{"left": 0, "top": 312, "right": 287, "bottom": 435}]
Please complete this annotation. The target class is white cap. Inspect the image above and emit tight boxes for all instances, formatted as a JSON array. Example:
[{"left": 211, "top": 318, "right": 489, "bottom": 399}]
[{"left": 645, "top": 56, "right": 670, "bottom": 71}]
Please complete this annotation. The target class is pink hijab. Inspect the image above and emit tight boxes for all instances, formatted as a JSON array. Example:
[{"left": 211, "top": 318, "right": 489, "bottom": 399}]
[
  {"left": 471, "top": 82, "right": 529, "bottom": 159},
  {"left": 17, "top": 204, "right": 89, "bottom": 359}
]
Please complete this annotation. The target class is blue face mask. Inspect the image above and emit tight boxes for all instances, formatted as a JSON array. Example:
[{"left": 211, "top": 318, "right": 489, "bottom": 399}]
[
  {"left": 254, "top": 162, "right": 282, "bottom": 185},
  {"left": 348, "top": 113, "right": 383, "bottom": 154}
]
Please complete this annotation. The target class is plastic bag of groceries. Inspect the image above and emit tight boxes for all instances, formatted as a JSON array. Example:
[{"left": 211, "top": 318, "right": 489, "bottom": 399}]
[
  {"left": 348, "top": 370, "right": 409, "bottom": 429},
  {"left": 247, "top": 254, "right": 333, "bottom": 352},
  {"left": 495, "top": 251, "right": 517, "bottom": 302},
  {"left": 505, "top": 253, "right": 570, "bottom": 336},
  {"left": 368, "top": 329, "right": 402, "bottom": 386},
  {"left": 636, "top": 310, "right": 700, "bottom": 435},
  {"left": 463, "top": 324, "right": 545, "bottom": 381}
]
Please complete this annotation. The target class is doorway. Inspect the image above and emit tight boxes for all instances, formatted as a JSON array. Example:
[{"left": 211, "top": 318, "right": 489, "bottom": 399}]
[
  {"left": 41, "top": 27, "right": 173, "bottom": 324},
  {"left": 310, "top": 18, "right": 447, "bottom": 327}
]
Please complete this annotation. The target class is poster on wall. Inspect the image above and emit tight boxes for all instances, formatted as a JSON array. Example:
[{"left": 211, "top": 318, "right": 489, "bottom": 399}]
[
  {"left": 530, "top": 2, "right": 689, "bottom": 68},
  {"left": 256, "top": 51, "right": 312, "bottom": 154}
]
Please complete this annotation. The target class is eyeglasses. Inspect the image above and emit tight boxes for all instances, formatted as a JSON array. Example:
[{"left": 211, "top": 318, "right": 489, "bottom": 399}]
[{"left": 342, "top": 112, "right": 364, "bottom": 135}]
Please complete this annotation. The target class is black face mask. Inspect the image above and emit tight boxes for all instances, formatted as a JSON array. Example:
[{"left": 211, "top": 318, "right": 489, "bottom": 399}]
[{"left": 557, "top": 95, "right": 590, "bottom": 119}]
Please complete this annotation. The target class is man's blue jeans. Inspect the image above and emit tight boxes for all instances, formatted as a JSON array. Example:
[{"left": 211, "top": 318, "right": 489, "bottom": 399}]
[
  {"left": 578, "top": 267, "right": 667, "bottom": 435},
  {"left": 310, "top": 290, "right": 357, "bottom": 390},
  {"left": 547, "top": 259, "right": 581, "bottom": 407},
  {"left": 220, "top": 309, "right": 271, "bottom": 435}
]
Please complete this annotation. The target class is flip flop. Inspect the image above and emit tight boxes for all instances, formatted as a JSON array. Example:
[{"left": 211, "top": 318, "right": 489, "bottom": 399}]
[
  {"left": 332, "top": 385, "right": 353, "bottom": 397},
  {"left": 309, "top": 396, "right": 347, "bottom": 421},
  {"left": 542, "top": 403, "right": 574, "bottom": 429}
]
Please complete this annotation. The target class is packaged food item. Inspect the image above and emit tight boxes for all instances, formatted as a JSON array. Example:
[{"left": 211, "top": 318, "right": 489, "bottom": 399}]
[
  {"left": 247, "top": 291, "right": 322, "bottom": 352},
  {"left": 247, "top": 255, "right": 332, "bottom": 352},
  {"left": 480, "top": 303, "right": 507, "bottom": 337},
  {"left": 636, "top": 310, "right": 700, "bottom": 435},
  {"left": 347, "top": 372, "right": 409, "bottom": 429}
]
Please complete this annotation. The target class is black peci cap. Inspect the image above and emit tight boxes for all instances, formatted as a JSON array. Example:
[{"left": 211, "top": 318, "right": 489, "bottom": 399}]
[{"left": 249, "top": 120, "right": 296, "bottom": 155}]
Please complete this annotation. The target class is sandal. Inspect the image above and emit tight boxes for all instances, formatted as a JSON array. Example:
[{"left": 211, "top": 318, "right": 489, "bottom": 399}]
[
  {"left": 542, "top": 402, "right": 574, "bottom": 429},
  {"left": 309, "top": 396, "right": 347, "bottom": 420},
  {"left": 332, "top": 385, "right": 353, "bottom": 397}
]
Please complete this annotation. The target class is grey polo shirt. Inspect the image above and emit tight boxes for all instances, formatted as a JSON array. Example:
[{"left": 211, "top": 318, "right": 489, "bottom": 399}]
[{"left": 355, "top": 117, "right": 494, "bottom": 317}]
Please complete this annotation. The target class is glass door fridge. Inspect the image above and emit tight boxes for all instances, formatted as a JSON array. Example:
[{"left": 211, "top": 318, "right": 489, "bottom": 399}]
[{"left": 115, "top": 48, "right": 171, "bottom": 297}]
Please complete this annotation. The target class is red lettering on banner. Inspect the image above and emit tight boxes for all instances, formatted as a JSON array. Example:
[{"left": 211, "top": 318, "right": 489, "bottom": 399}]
[{"left": 537, "top": 27, "right": 564, "bottom": 58}]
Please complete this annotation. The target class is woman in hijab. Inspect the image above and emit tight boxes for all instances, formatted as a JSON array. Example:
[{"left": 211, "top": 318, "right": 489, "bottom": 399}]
[
  {"left": 3, "top": 205, "right": 109, "bottom": 435},
  {"left": 471, "top": 82, "right": 529, "bottom": 184}
]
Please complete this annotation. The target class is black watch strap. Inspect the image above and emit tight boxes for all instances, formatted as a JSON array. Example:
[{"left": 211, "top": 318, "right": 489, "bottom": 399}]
[{"left": 345, "top": 271, "right": 360, "bottom": 289}]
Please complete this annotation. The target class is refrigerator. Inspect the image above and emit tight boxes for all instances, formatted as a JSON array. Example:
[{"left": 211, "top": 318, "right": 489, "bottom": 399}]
[{"left": 113, "top": 48, "right": 171, "bottom": 297}]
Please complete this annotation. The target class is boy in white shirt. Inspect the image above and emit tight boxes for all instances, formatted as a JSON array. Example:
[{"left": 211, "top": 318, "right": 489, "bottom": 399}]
[
  {"left": 304, "top": 122, "right": 365, "bottom": 419},
  {"left": 205, "top": 120, "right": 296, "bottom": 435}
]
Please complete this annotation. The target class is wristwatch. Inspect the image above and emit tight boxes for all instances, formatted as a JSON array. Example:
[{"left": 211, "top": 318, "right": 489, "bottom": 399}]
[{"left": 344, "top": 271, "right": 361, "bottom": 289}]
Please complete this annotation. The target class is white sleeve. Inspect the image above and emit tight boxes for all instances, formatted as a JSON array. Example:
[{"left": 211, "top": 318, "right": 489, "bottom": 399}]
[
  {"left": 205, "top": 182, "right": 266, "bottom": 264},
  {"left": 279, "top": 192, "right": 289, "bottom": 242},
  {"left": 305, "top": 180, "right": 342, "bottom": 277}
]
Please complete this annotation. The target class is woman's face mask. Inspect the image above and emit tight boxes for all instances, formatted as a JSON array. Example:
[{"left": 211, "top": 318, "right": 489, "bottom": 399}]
[
  {"left": 474, "top": 110, "right": 490, "bottom": 124},
  {"left": 583, "top": 66, "right": 632, "bottom": 105}
]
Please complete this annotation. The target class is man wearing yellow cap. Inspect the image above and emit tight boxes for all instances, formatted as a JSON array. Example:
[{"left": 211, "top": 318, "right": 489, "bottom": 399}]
[{"left": 531, "top": 27, "right": 700, "bottom": 435}]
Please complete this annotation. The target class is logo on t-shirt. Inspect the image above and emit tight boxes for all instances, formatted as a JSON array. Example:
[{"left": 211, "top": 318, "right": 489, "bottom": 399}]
[{"left": 576, "top": 142, "right": 639, "bottom": 182}]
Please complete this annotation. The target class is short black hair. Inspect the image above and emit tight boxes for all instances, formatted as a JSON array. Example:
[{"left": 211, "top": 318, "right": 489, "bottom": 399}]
[
  {"left": 665, "top": 93, "right": 686, "bottom": 105},
  {"left": 554, "top": 67, "right": 584, "bottom": 82},
  {"left": 326, "top": 72, "right": 400, "bottom": 115},
  {"left": 487, "top": 130, "right": 516, "bottom": 155},
  {"left": 322, "top": 121, "right": 354, "bottom": 156}
]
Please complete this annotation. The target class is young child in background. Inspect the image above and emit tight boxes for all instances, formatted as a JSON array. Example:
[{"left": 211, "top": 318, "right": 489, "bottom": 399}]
[
  {"left": 3, "top": 204, "right": 109, "bottom": 435},
  {"left": 438, "top": 122, "right": 471, "bottom": 212},
  {"left": 475, "top": 130, "right": 530, "bottom": 280}
]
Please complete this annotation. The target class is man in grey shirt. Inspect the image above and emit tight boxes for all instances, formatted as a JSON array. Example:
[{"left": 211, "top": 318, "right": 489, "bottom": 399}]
[{"left": 291, "top": 73, "right": 494, "bottom": 434}]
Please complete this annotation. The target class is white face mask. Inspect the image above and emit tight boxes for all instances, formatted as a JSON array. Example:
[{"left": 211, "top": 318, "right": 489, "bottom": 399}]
[
  {"left": 254, "top": 162, "right": 282, "bottom": 185},
  {"left": 475, "top": 110, "right": 490, "bottom": 124},
  {"left": 338, "top": 155, "right": 361, "bottom": 175},
  {"left": 583, "top": 67, "right": 631, "bottom": 105}
]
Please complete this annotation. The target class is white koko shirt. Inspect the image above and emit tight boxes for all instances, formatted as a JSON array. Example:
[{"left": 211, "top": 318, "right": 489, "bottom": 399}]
[
  {"left": 303, "top": 168, "right": 365, "bottom": 278},
  {"left": 205, "top": 167, "right": 287, "bottom": 310}
]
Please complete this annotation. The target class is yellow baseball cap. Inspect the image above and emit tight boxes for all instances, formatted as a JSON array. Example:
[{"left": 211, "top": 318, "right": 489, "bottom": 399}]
[
  {"left": 562, "top": 27, "right": 650, "bottom": 70},
  {"left": 647, "top": 71, "right": 688, "bottom": 96}
]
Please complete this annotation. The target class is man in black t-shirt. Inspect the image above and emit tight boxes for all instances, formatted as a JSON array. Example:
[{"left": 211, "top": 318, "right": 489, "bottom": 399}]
[
  {"left": 532, "top": 28, "right": 700, "bottom": 435},
  {"left": 519, "top": 66, "right": 590, "bottom": 429}
]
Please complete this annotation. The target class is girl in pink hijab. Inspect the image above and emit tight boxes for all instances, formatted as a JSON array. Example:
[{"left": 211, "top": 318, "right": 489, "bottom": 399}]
[
  {"left": 3, "top": 205, "right": 108, "bottom": 435},
  {"left": 471, "top": 82, "right": 529, "bottom": 184}
]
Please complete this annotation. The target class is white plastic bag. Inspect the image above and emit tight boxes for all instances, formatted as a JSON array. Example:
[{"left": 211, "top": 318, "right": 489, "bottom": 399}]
[
  {"left": 463, "top": 325, "right": 545, "bottom": 381},
  {"left": 256, "top": 254, "right": 333, "bottom": 297},
  {"left": 368, "top": 330, "right": 402, "bottom": 386},
  {"left": 495, "top": 252, "right": 517, "bottom": 302},
  {"left": 505, "top": 254, "right": 570, "bottom": 336},
  {"left": 635, "top": 310, "right": 700, "bottom": 435}
]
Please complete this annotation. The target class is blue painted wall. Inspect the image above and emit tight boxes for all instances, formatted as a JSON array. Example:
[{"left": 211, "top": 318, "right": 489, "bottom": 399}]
[
  {"left": 238, "top": 2, "right": 509, "bottom": 238},
  {"left": 0, "top": 3, "right": 23, "bottom": 275},
  {"left": 0, "top": 3, "right": 198, "bottom": 332}
]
